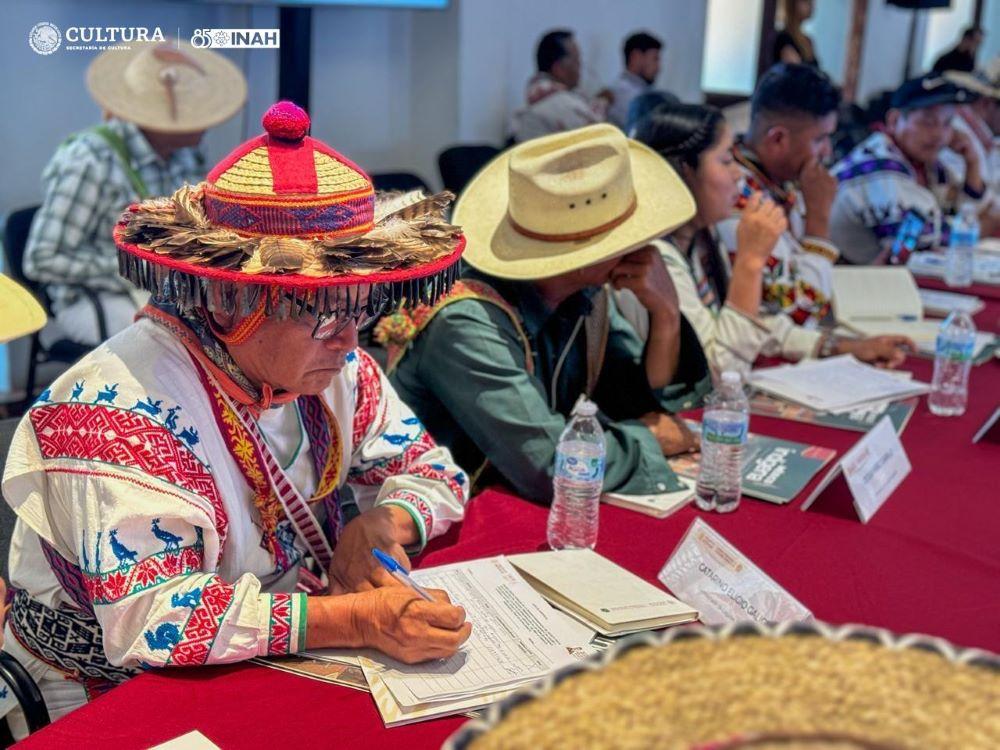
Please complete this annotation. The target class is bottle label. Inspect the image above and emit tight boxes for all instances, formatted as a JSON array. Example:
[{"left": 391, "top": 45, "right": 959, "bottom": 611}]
[
  {"left": 555, "top": 451, "right": 604, "bottom": 482},
  {"left": 702, "top": 414, "right": 748, "bottom": 445},
  {"left": 935, "top": 336, "right": 974, "bottom": 361}
]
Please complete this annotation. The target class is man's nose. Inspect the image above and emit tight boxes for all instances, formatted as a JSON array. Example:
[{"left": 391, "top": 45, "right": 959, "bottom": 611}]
[{"left": 323, "top": 321, "right": 358, "bottom": 350}]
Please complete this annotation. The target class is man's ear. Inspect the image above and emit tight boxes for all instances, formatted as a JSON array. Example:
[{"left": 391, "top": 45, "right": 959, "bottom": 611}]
[
  {"left": 885, "top": 108, "right": 902, "bottom": 133},
  {"left": 765, "top": 125, "right": 790, "bottom": 148}
]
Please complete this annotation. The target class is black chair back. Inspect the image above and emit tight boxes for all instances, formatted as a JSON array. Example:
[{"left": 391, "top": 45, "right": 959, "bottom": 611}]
[
  {"left": 371, "top": 172, "right": 431, "bottom": 194},
  {"left": 437, "top": 145, "right": 500, "bottom": 195},
  {"left": 2, "top": 208, "right": 41, "bottom": 292}
]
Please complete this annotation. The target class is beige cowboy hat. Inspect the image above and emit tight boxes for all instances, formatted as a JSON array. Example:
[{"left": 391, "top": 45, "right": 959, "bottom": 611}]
[
  {"left": 943, "top": 70, "right": 1000, "bottom": 100},
  {"left": 0, "top": 275, "right": 46, "bottom": 344},
  {"left": 454, "top": 123, "right": 694, "bottom": 280},
  {"left": 87, "top": 40, "right": 247, "bottom": 133}
]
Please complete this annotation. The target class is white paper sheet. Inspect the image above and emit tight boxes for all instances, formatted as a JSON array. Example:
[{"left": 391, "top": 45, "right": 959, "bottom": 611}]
[
  {"left": 658, "top": 518, "right": 812, "bottom": 626},
  {"left": 364, "top": 557, "right": 585, "bottom": 706},
  {"left": 750, "top": 355, "right": 930, "bottom": 413}
]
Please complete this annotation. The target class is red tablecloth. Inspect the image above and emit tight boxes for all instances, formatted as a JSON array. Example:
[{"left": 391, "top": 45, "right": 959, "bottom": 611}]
[{"left": 19, "top": 301, "right": 1000, "bottom": 749}]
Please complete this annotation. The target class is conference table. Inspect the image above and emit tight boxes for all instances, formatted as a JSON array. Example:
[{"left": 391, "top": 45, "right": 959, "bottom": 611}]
[{"left": 19, "top": 286, "right": 1000, "bottom": 749}]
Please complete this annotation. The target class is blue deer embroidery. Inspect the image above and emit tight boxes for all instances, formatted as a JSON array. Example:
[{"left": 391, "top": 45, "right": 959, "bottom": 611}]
[
  {"left": 94, "top": 383, "right": 119, "bottom": 405},
  {"left": 178, "top": 427, "right": 199, "bottom": 447},
  {"left": 0, "top": 685, "right": 7, "bottom": 699},
  {"left": 70, "top": 381, "right": 85, "bottom": 401},
  {"left": 151, "top": 518, "right": 183, "bottom": 552},
  {"left": 143, "top": 623, "right": 181, "bottom": 651},
  {"left": 381, "top": 432, "right": 412, "bottom": 446},
  {"left": 36, "top": 388, "right": 52, "bottom": 403},
  {"left": 401, "top": 416, "right": 421, "bottom": 426},
  {"left": 108, "top": 529, "right": 138, "bottom": 570},
  {"left": 133, "top": 397, "right": 163, "bottom": 418},
  {"left": 170, "top": 588, "right": 202, "bottom": 609},
  {"left": 164, "top": 406, "right": 181, "bottom": 432}
]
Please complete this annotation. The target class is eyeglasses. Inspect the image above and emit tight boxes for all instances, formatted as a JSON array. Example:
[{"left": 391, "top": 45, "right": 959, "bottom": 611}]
[{"left": 310, "top": 294, "right": 388, "bottom": 340}]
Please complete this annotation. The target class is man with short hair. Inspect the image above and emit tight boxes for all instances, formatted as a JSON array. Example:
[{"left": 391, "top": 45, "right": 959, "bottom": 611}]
[
  {"left": 830, "top": 74, "right": 993, "bottom": 265},
  {"left": 716, "top": 63, "right": 841, "bottom": 327},
  {"left": 380, "top": 124, "right": 710, "bottom": 504},
  {"left": 511, "top": 29, "right": 612, "bottom": 143},
  {"left": 24, "top": 40, "right": 247, "bottom": 346},
  {"left": 607, "top": 31, "right": 664, "bottom": 130},
  {"left": 932, "top": 27, "right": 985, "bottom": 74}
]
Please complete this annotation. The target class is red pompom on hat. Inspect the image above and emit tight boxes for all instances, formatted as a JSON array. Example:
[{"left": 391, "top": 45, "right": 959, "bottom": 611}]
[{"left": 261, "top": 100, "right": 310, "bottom": 141}]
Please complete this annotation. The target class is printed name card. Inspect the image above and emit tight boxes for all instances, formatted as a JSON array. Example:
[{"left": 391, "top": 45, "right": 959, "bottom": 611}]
[
  {"left": 658, "top": 518, "right": 811, "bottom": 626},
  {"left": 840, "top": 415, "right": 911, "bottom": 522}
]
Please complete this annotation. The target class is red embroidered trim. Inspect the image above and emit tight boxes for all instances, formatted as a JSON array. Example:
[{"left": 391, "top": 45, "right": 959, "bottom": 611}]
[
  {"left": 30, "top": 404, "right": 228, "bottom": 562},
  {"left": 268, "top": 593, "right": 295, "bottom": 656},
  {"left": 85, "top": 546, "right": 202, "bottom": 605},
  {"left": 352, "top": 350, "right": 383, "bottom": 452},
  {"left": 168, "top": 578, "right": 236, "bottom": 666},
  {"left": 349, "top": 431, "right": 437, "bottom": 486}
]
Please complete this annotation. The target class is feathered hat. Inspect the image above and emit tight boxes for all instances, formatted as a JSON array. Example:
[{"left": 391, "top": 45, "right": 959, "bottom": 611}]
[{"left": 115, "top": 101, "right": 464, "bottom": 322}]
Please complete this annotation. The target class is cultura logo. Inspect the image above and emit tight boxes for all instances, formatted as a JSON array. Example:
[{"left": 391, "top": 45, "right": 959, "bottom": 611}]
[{"left": 28, "top": 21, "right": 61, "bottom": 55}]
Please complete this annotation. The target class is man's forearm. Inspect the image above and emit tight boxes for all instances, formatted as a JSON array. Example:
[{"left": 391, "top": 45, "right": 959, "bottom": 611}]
[
  {"left": 305, "top": 594, "right": 362, "bottom": 649},
  {"left": 644, "top": 310, "right": 680, "bottom": 389}
]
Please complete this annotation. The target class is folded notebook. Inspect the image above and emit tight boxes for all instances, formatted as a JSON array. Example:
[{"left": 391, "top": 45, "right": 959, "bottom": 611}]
[{"left": 509, "top": 549, "right": 698, "bottom": 636}]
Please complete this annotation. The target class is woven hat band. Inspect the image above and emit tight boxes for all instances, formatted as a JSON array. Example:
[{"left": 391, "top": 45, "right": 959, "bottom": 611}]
[
  {"left": 508, "top": 196, "right": 637, "bottom": 243},
  {"left": 203, "top": 190, "right": 375, "bottom": 237}
]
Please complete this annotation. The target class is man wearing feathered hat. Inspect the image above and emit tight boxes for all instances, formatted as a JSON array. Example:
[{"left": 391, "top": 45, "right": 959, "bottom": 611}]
[
  {"left": 24, "top": 40, "right": 246, "bottom": 346},
  {"left": 379, "top": 123, "right": 710, "bottom": 504},
  {"left": 2, "top": 102, "right": 471, "bottom": 728}
]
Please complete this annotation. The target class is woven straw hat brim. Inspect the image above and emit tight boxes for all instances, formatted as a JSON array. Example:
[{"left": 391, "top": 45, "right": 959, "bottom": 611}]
[
  {"left": 87, "top": 42, "right": 247, "bottom": 134},
  {"left": 0, "top": 274, "right": 46, "bottom": 344},
  {"left": 454, "top": 139, "right": 694, "bottom": 281}
]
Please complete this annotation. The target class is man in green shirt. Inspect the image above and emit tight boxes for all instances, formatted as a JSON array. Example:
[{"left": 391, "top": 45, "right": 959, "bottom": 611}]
[{"left": 379, "top": 124, "right": 710, "bottom": 503}]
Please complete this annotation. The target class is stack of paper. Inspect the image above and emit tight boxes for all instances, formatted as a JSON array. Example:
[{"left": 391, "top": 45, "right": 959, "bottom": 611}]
[
  {"left": 601, "top": 475, "right": 696, "bottom": 518},
  {"left": 918, "top": 288, "right": 984, "bottom": 317},
  {"left": 508, "top": 549, "right": 698, "bottom": 636},
  {"left": 358, "top": 556, "right": 598, "bottom": 726},
  {"left": 749, "top": 355, "right": 930, "bottom": 414},
  {"left": 908, "top": 250, "right": 1000, "bottom": 285}
]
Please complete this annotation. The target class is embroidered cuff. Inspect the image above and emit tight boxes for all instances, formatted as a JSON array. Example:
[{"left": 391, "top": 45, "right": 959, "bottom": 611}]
[
  {"left": 379, "top": 490, "right": 432, "bottom": 553},
  {"left": 800, "top": 236, "right": 840, "bottom": 263},
  {"left": 963, "top": 181, "right": 987, "bottom": 201},
  {"left": 264, "top": 592, "right": 308, "bottom": 656}
]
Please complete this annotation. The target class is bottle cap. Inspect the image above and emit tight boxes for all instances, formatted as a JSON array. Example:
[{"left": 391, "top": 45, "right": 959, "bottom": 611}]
[{"left": 571, "top": 395, "right": 598, "bottom": 417}]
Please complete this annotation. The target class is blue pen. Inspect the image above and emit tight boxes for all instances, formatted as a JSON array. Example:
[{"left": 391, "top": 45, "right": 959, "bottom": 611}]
[{"left": 372, "top": 548, "right": 434, "bottom": 601}]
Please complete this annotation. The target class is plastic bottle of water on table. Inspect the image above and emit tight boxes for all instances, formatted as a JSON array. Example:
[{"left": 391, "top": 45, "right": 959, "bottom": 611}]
[
  {"left": 695, "top": 371, "right": 749, "bottom": 513},
  {"left": 945, "top": 204, "right": 979, "bottom": 288},
  {"left": 547, "top": 397, "right": 605, "bottom": 550},
  {"left": 929, "top": 311, "right": 976, "bottom": 417}
]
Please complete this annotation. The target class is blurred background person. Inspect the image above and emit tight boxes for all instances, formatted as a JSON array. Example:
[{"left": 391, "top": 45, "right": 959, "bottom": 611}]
[
  {"left": 772, "top": 0, "right": 820, "bottom": 69},
  {"left": 607, "top": 31, "right": 665, "bottom": 130},
  {"left": 932, "top": 26, "right": 985, "bottom": 74}
]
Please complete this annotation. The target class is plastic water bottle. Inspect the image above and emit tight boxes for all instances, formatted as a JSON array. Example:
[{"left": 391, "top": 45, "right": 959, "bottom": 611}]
[
  {"left": 548, "top": 397, "right": 605, "bottom": 550},
  {"left": 929, "top": 311, "right": 976, "bottom": 416},
  {"left": 945, "top": 204, "right": 979, "bottom": 288},
  {"left": 695, "top": 371, "right": 749, "bottom": 513}
]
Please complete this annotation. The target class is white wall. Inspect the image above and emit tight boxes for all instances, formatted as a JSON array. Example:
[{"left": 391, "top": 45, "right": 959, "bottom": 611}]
[
  {"left": 804, "top": 0, "right": 851, "bottom": 85},
  {"left": 856, "top": 1, "right": 928, "bottom": 103}
]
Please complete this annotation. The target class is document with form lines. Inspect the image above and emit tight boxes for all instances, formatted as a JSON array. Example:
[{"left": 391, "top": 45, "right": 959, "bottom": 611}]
[{"left": 362, "top": 556, "right": 592, "bottom": 707}]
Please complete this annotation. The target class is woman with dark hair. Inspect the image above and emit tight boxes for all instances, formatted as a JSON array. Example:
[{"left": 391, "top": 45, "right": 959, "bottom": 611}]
[
  {"left": 773, "top": 0, "right": 819, "bottom": 68},
  {"left": 618, "top": 102, "right": 912, "bottom": 374}
]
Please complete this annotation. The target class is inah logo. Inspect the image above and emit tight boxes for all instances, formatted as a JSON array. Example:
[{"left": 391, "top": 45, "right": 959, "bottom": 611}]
[
  {"left": 29, "top": 21, "right": 61, "bottom": 55},
  {"left": 191, "top": 28, "right": 280, "bottom": 49}
]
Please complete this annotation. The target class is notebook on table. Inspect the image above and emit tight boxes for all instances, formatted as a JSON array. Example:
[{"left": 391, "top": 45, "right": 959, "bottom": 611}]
[{"left": 508, "top": 548, "right": 698, "bottom": 637}]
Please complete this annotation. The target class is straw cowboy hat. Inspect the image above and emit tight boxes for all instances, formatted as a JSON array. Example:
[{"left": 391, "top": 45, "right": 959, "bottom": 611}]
[
  {"left": 0, "top": 275, "right": 46, "bottom": 344},
  {"left": 87, "top": 40, "right": 247, "bottom": 133},
  {"left": 455, "top": 123, "right": 694, "bottom": 280}
]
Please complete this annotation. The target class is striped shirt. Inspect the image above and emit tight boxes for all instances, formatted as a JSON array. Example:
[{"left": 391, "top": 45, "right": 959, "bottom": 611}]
[{"left": 24, "top": 119, "right": 204, "bottom": 311}]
